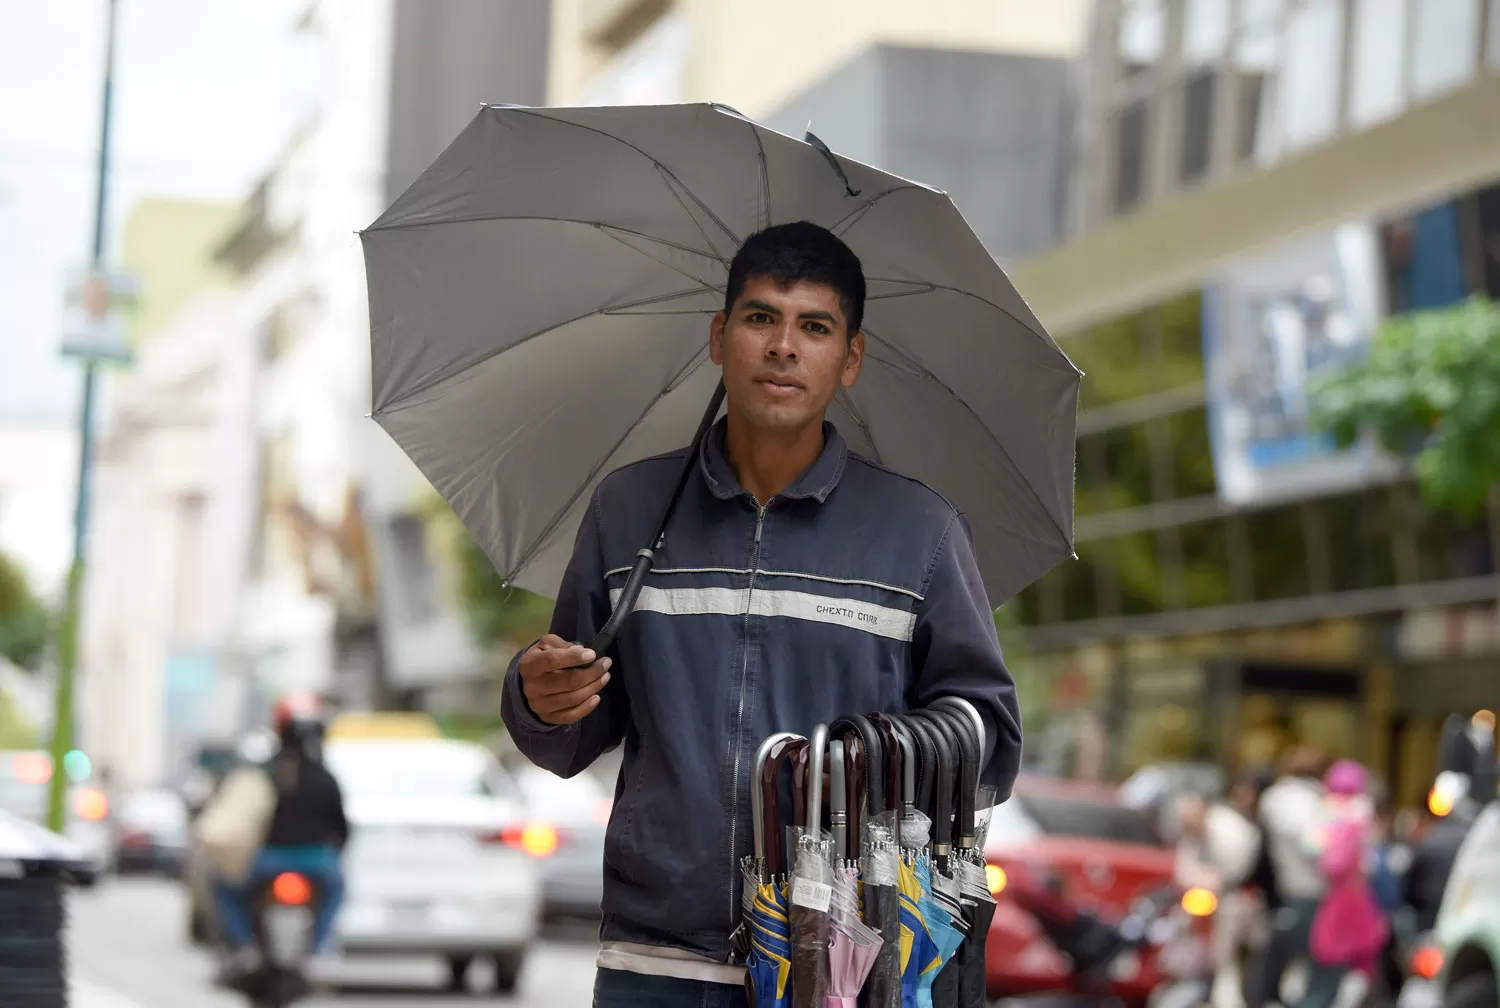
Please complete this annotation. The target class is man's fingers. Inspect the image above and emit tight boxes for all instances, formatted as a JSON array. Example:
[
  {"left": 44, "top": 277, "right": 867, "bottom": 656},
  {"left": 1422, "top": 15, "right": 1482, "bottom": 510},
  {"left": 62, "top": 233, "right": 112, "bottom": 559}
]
[
  {"left": 538, "top": 644, "right": 598, "bottom": 671},
  {"left": 531, "top": 674, "right": 609, "bottom": 716},
  {"left": 526, "top": 658, "right": 611, "bottom": 697},
  {"left": 530, "top": 634, "right": 572, "bottom": 652},
  {"left": 543, "top": 693, "right": 603, "bottom": 725}
]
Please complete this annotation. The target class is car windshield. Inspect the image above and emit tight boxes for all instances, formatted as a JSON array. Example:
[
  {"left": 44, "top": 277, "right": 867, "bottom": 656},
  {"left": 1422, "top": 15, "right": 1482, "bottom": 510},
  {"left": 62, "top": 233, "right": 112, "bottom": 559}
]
[
  {"left": 324, "top": 742, "right": 517, "bottom": 800},
  {"left": 1020, "top": 794, "right": 1163, "bottom": 847}
]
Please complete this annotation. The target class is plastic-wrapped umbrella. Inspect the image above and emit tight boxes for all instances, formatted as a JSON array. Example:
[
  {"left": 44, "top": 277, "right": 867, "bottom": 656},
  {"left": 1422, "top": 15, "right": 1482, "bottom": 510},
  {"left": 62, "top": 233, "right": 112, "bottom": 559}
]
[
  {"left": 788, "top": 725, "right": 832, "bottom": 1008},
  {"left": 927, "top": 700, "right": 995, "bottom": 1008},
  {"left": 891, "top": 715, "right": 938, "bottom": 1008},
  {"left": 829, "top": 715, "right": 899, "bottom": 1008},
  {"left": 825, "top": 740, "right": 883, "bottom": 1007},
  {"left": 740, "top": 732, "right": 802, "bottom": 961},
  {"left": 911, "top": 710, "right": 971, "bottom": 1006},
  {"left": 898, "top": 714, "right": 963, "bottom": 1008},
  {"left": 747, "top": 732, "right": 807, "bottom": 1008}
]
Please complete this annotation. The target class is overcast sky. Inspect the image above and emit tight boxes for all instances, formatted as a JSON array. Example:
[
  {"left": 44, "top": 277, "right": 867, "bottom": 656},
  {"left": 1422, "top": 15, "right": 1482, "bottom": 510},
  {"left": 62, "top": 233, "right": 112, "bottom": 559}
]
[{"left": 0, "top": 0, "right": 305, "bottom": 420}]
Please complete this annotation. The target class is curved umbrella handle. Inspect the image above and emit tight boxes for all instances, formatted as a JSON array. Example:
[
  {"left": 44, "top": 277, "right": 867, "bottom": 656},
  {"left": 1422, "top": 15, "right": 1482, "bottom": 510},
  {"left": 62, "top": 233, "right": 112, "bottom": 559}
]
[
  {"left": 757, "top": 733, "right": 806, "bottom": 877},
  {"left": 930, "top": 697, "right": 986, "bottom": 763},
  {"left": 910, "top": 711, "right": 958, "bottom": 863},
  {"left": 752, "top": 732, "right": 801, "bottom": 870},
  {"left": 829, "top": 715, "right": 884, "bottom": 817},
  {"left": 899, "top": 714, "right": 938, "bottom": 821},
  {"left": 807, "top": 724, "right": 827, "bottom": 835},
  {"left": 842, "top": 736, "right": 865, "bottom": 862},
  {"left": 865, "top": 713, "right": 904, "bottom": 815},
  {"left": 926, "top": 707, "right": 979, "bottom": 850},
  {"left": 889, "top": 719, "right": 918, "bottom": 814}
]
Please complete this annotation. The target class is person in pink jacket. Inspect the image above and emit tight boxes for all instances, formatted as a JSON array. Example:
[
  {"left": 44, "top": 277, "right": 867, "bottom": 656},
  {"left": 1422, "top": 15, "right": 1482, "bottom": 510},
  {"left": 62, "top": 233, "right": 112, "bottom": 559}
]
[{"left": 1298, "top": 760, "right": 1389, "bottom": 1008}]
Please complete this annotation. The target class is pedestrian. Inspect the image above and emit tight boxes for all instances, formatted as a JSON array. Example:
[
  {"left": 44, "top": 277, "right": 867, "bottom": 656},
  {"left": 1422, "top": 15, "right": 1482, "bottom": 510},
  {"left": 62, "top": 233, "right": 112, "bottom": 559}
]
[
  {"left": 500, "top": 222, "right": 1024, "bottom": 1008},
  {"left": 1245, "top": 746, "right": 1328, "bottom": 1008},
  {"left": 1298, "top": 760, "right": 1388, "bottom": 1008}
]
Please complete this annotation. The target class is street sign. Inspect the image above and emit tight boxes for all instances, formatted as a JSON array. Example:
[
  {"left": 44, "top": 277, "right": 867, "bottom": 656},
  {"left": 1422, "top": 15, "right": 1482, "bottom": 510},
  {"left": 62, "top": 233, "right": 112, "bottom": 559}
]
[{"left": 60, "top": 267, "right": 138, "bottom": 363}]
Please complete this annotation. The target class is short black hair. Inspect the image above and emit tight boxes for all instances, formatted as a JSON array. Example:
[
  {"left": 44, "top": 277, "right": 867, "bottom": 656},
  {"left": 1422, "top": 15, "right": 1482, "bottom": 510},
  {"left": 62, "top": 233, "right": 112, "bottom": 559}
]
[{"left": 724, "top": 221, "right": 865, "bottom": 339}]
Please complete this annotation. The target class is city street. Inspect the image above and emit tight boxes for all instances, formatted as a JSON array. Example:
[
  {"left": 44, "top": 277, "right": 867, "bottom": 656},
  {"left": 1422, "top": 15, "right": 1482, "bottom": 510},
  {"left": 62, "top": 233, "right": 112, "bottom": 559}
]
[{"left": 68, "top": 877, "right": 599, "bottom": 1007}]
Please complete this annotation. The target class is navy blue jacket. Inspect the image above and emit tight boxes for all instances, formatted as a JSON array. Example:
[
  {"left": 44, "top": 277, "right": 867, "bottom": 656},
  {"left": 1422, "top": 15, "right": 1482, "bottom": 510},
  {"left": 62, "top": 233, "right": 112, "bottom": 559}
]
[{"left": 502, "top": 420, "right": 1022, "bottom": 962}]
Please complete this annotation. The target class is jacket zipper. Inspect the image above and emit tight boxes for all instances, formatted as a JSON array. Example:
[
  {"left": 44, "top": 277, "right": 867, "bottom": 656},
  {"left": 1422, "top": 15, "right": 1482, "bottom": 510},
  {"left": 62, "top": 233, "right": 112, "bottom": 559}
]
[{"left": 727, "top": 503, "right": 767, "bottom": 948}]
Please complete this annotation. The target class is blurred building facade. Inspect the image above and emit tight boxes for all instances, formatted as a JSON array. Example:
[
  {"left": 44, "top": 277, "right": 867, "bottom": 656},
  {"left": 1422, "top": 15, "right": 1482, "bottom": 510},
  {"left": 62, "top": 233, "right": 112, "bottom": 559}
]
[
  {"left": 1011, "top": 0, "right": 1500, "bottom": 807},
  {"left": 82, "top": 0, "right": 550, "bottom": 787}
]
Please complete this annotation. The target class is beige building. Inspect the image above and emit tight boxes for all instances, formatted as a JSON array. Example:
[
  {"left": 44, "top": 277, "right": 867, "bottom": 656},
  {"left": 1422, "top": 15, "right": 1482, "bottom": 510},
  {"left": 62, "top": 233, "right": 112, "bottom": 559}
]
[{"left": 545, "top": 0, "right": 1092, "bottom": 111}]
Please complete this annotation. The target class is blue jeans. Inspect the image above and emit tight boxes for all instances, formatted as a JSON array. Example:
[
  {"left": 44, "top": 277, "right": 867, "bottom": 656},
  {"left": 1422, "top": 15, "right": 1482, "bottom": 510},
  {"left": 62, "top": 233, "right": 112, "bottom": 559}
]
[
  {"left": 214, "top": 845, "right": 344, "bottom": 953},
  {"left": 593, "top": 968, "right": 748, "bottom": 1008}
]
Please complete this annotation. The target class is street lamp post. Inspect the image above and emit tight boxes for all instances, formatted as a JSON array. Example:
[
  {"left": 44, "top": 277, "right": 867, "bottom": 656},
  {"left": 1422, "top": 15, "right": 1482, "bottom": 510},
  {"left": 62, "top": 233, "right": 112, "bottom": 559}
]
[{"left": 46, "top": 0, "right": 120, "bottom": 833}]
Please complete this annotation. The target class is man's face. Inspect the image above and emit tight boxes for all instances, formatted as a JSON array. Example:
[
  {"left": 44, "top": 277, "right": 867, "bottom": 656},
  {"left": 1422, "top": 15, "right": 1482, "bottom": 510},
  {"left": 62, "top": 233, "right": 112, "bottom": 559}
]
[{"left": 709, "top": 275, "right": 864, "bottom": 434}]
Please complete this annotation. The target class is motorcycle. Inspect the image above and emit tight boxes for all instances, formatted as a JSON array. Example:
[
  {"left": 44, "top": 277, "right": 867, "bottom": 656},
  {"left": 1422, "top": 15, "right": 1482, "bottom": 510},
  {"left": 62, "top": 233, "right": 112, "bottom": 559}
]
[{"left": 230, "top": 870, "right": 323, "bottom": 1008}]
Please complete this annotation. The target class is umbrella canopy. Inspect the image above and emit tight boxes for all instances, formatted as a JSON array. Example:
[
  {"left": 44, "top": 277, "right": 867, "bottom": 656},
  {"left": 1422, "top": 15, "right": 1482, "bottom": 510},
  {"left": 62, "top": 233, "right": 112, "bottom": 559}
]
[{"left": 362, "top": 102, "right": 1080, "bottom": 606}]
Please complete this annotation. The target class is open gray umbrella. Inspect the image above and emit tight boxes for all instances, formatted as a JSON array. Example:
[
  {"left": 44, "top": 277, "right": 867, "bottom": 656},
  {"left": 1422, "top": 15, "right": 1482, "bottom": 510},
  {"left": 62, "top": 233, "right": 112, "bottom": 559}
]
[{"left": 362, "top": 102, "right": 1079, "bottom": 646}]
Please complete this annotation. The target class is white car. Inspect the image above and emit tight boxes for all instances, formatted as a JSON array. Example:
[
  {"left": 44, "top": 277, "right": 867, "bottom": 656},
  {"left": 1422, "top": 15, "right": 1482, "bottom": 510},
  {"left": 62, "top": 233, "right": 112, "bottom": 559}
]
[
  {"left": 0, "top": 750, "right": 114, "bottom": 882},
  {"left": 324, "top": 738, "right": 546, "bottom": 994},
  {"left": 514, "top": 766, "right": 610, "bottom": 917}
]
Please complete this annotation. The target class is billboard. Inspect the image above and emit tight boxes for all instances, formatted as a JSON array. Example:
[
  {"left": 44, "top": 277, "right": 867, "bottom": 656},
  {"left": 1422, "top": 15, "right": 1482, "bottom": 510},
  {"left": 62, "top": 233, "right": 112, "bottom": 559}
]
[{"left": 1203, "top": 223, "right": 1397, "bottom": 506}]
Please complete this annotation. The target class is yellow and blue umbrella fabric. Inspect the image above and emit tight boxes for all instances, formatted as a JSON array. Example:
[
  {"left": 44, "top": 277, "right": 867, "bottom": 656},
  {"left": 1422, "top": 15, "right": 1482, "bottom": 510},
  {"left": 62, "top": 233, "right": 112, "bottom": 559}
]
[
  {"left": 915, "top": 859, "right": 964, "bottom": 1008},
  {"left": 747, "top": 880, "right": 793, "bottom": 1008},
  {"left": 897, "top": 858, "right": 940, "bottom": 1008}
]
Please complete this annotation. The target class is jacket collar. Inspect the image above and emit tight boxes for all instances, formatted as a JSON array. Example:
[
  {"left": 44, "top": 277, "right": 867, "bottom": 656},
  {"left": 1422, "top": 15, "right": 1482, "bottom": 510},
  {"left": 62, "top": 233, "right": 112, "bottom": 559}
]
[{"left": 699, "top": 417, "right": 848, "bottom": 504}]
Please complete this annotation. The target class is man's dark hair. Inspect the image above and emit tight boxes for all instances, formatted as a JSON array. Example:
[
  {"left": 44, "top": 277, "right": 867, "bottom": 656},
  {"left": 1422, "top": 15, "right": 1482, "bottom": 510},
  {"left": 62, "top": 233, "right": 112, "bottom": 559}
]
[{"left": 724, "top": 221, "right": 866, "bottom": 339}]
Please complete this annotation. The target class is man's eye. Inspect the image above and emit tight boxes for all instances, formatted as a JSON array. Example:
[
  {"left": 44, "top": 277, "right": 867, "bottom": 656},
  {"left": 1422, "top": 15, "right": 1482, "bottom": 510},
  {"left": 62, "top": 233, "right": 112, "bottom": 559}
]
[
  {"left": 806, "top": 322, "right": 829, "bottom": 335},
  {"left": 748, "top": 312, "right": 773, "bottom": 324}
]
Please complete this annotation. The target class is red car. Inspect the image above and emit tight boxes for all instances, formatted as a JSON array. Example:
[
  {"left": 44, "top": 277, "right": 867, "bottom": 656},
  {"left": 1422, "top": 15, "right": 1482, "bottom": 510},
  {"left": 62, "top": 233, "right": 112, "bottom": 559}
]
[{"left": 984, "top": 775, "right": 1190, "bottom": 1005}]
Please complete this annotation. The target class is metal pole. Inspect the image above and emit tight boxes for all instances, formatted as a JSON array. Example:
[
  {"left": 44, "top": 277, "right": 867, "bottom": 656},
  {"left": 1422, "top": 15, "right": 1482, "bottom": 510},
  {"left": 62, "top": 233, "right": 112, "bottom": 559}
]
[{"left": 47, "top": 0, "right": 118, "bottom": 832}]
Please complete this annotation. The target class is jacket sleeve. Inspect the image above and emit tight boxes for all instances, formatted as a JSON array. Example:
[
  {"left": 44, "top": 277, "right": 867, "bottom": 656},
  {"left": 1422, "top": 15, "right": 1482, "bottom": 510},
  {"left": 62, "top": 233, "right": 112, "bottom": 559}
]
[
  {"left": 500, "top": 488, "right": 631, "bottom": 779},
  {"left": 908, "top": 511, "right": 1024, "bottom": 802}
]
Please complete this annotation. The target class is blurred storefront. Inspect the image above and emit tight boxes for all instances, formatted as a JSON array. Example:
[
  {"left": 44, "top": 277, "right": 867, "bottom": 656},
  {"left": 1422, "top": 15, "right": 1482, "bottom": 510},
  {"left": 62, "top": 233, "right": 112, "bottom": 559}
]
[{"left": 1009, "top": 0, "right": 1500, "bottom": 804}]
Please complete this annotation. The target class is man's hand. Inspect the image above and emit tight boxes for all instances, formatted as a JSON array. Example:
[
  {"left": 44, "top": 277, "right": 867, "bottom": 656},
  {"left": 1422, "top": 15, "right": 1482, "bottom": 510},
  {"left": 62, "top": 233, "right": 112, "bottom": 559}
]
[{"left": 519, "top": 634, "right": 613, "bottom": 725}]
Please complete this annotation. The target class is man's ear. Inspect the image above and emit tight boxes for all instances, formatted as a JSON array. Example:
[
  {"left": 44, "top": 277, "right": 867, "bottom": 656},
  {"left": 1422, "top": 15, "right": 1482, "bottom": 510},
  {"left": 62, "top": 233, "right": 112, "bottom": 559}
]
[
  {"left": 709, "top": 311, "right": 726, "bottom": 365},
  {"left": 841, "top": 329, "right": 866, "bottom": 388}
]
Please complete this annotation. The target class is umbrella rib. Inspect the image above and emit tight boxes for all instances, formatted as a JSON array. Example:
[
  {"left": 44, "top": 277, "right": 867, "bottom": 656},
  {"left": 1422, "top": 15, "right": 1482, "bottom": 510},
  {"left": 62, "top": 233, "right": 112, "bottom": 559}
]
[
  {"left": 863, "top": 278, "right": 1073, "bottom": 364},
  {"left": 861, "top": 324, "right": 1074, "bottom": 550},
  {"left": 834, "top": 390, "right": 884, "bottom": 466},
  {"left": 502, "top": 352, "right": 715, "bottom": 583},
  {"left": 498, "top": 106, "right": 744, "bottom": 251},
  {"left": 827, "top": 184, "right": 932, "bottom": 235},
  {"left": 654, "top": 163, "right": 740, "bottom": 262}
]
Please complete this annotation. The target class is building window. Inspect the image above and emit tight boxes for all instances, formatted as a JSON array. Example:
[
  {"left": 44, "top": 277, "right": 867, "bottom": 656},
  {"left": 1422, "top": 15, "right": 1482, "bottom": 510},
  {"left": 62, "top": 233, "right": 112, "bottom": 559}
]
[
  {"left": 1118, "top": 0, "right": 1167, "bottom": 80},
  {"left": 1411, "top": 0, "right": 1480, "bottom": 100},
  {"left": 1324, "top": 490, "right": 1397, "bottom": 591},
  {"left": 1278, "top": 0, "right": 1344, "bottom": 154},
  {"left": 1348, "top": 0, "right": 1408, "bottom": 128},
  {"left": 1113, "top": 98, "right": 1151, "bottom": 213},
  {"left": 1179, "top": 70, "right": 1216, "bottom": 182},
  {"left": 1245, "top": 505, "right": 1311, "bottom": 600},
  {"left": 1234, "top": 1, "right": 1283, "bottom": 164}
]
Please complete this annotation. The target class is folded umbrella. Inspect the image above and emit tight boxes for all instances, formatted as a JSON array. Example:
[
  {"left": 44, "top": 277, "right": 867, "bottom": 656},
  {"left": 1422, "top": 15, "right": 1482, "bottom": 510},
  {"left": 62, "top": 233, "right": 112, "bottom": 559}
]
[
  {"left": 899, "top": 715, "right": 961, "bottom": 1008},
  {"left": 923, "top": 703, "right": 993, "bottom": 1008},
  {"left": 741, "top": 732, "right": 802, "bottom": 963},
  {"left": 748, "top": 733, "right": 808, "bottom": 1008},
  {"left": 911, "top": 711, "right": 970, "bottom": 1007},
  {"left": 825, "top": 739, "right": 883, "bottom": 1007},
  {"left": 829, "top": 715, "right": 899, "bottom": 1008},
  {"left": 789, "top": 726, "right": 832, "bottom": 1008},
  {"left": 362, "top": 102, "right": 1080, "bottom": 658}
]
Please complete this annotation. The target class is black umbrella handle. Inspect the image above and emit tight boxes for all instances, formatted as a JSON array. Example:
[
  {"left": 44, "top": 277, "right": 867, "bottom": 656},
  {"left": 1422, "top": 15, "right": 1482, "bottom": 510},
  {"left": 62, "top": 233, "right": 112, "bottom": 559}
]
[
  {"left": 829, "top": 715, "right": 884, "bottom": 816},
  {"left": 584, "top": 381, "right": 726, "bottom": 659},
  {"left": 865, "top": 713, "right": 905, "bottom": 815},
  {"left": 899, "top": 715, "right": 938, "bottom": 823},
  {"left": 910, "top": 711, "right": 958, "bottom": 862},
  {"left": 930, "top": 708, "right": 980, "bottom": 850}
]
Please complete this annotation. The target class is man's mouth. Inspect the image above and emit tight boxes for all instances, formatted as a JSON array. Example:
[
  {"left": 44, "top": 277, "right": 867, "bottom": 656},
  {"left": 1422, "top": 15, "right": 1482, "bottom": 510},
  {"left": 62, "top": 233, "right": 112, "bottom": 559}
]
[{"left": 756, "top": 376, "right": 803, "bottom": 396}]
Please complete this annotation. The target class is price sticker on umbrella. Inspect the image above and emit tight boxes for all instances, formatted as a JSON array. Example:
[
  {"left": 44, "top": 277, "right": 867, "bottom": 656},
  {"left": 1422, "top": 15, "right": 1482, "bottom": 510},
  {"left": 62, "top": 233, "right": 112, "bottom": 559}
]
[{"left": 791, "top": 877, "right": 832, "bottom": 912}]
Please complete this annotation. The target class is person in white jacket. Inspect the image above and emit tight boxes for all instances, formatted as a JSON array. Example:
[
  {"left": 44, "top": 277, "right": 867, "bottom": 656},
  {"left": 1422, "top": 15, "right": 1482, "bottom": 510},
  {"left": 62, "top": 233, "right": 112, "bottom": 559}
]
[{"left": 1175, "top": 775, "right": 1269, "bottom": 1008}]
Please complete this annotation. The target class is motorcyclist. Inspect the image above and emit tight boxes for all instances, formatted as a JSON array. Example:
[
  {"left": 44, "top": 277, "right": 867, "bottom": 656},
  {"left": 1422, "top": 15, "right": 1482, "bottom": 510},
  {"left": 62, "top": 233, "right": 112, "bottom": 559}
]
[{"left": 213, "top": 693, "right": 348, "bottom": 984}]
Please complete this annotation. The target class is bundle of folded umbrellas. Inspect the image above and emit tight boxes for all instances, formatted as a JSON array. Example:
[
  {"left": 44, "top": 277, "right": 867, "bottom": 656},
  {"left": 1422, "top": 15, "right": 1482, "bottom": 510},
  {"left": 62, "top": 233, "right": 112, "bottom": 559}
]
[{"left": 740, "top": 699, "right": 999, "bottom": 1008}]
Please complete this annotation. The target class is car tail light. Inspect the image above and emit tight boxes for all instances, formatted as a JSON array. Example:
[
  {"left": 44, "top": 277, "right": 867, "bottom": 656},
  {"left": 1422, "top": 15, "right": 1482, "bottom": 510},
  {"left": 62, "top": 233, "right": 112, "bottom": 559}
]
[
  {"left": 1181, "top": 887, "right": 1218, "bottom": 917},
  {"left": 73, "top": 787, "right": 109, "bottom": 821},
  {"left": 985, "top": 864, "right": 1007, "bottom": 895},
  {"left": 120, "top": 829, "right": 149, "bottom": 848},
  {"left": 486, "top": 820, "right": 560, "bottom": 857},
  {"left": 1412, "top": 946, "right": 1443, "bottom": 980},
  {"left": 271, "top": 872, "right": 313, "bottom": 906}
]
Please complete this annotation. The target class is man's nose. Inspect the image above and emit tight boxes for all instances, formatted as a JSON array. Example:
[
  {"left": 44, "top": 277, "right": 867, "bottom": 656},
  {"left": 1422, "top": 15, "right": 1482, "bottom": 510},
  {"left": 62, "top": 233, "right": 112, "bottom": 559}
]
[{"left": 766, "top": 324, "right": 798, "bottom": 361}]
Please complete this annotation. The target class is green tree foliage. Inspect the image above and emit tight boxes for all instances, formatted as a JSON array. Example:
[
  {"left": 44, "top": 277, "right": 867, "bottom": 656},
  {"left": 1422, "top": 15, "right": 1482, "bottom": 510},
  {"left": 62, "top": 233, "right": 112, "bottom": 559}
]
[
  {"left": 0, "top": 551, "right": 49, "bottom": 670},
  {"left": 1312, "top": 297, "right": 1500, "bottom": 518},
  {"left": 994, "top": 602, "right": 1045, "bottom": 735},
  {"left": 419, "top": 493, "right": 555, "bottom": 654},
  {"left": 0, "top": 685, "right": 37, "bottom": 749}
]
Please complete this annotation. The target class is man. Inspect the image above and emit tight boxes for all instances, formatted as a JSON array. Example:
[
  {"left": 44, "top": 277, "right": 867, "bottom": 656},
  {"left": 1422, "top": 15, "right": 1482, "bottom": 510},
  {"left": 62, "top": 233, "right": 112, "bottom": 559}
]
[
  {"left": 212, "top": 694, "right": 348, "bottom": 984},
  {"left": 501, "top": 221, "right": 1023, "bottom": 1007},
  {"left": 1246, "top": 746, "right": 1327, "bottom": 1008}
]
